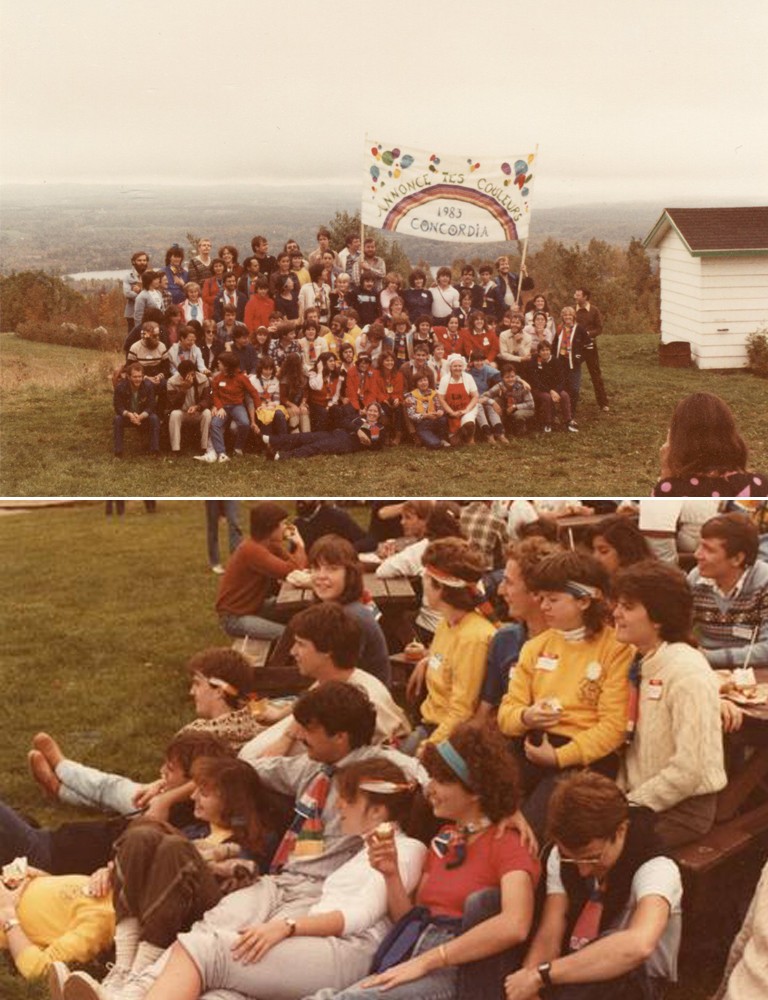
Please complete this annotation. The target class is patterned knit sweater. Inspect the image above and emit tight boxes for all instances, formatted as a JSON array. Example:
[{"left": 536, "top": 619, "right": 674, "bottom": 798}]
[
  {"left": 688, "top": 561, "right": 768, "bottom": 668},
  {"left": 619, "top": 642, "right": 727, "bottom": 812}
]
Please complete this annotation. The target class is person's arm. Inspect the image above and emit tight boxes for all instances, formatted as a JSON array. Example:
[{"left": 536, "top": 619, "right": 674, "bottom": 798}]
[
  {"left": 497, "top": 640, "right": 538, "bottom": 736},
  {"left": 231, "top": 911, "right": 344, "bottom": 964},
  {"left": 376, "top": 539, "right": 425, "bottom": 579},
  {"left": 427, "top": 628, "right": 492, "bottom": 744},
  {"left": 365, "top": 868, "right": 534, "bottom": 990}
]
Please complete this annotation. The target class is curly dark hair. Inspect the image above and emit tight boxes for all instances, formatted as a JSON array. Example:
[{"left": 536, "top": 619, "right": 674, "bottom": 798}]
[
  {"left": 613, "top": 560, "right": 695, "bottom": 645},
  {"left": 293, "top": 680, "right": 376, "bottom": 749},
  {"left": 422, "top": 723, "right": 521, "bottom": 823},
  {"left": 164, "top": 732, "right": 234, "bottom": 777},
  {"left": 289, "top": 602, "right": 361, "bottom": 669},
  {"left": 588, "top": 515, "right": 653, "bottom": 568}
]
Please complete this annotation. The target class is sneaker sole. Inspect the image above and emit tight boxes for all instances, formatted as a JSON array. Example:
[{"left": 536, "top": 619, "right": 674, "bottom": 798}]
[
  {"left": 63, "top": 971, "right": 105, "bottom": 1000},
  {"left": 48, "top": 962, "right": 69, "bottom": 1000}
]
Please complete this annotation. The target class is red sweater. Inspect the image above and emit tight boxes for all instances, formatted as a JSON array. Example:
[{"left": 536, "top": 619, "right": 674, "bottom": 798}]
[
  {"left": 374, "top": 369, "right": 404, "bottom": 405},
  {"left": 462, "top": 328, "right": 500, "bottom": 362},
  {"left": 433, "top": 326, "right": 467, "bottom": 357},
  {"left": 212, "top": 371, "right": 261, "bottom": 408},
  {"left": 216, "top": 538, "right": 307, "bottom": 616},
  {"left": 345, "top": 366, "right": 379, "bottom": 410},
  {"left": 244, "top": 294, "right": 276, "bottom": 334}
]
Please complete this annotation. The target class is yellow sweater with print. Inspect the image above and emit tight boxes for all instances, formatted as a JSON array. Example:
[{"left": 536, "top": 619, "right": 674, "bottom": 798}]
[
  {"left": 1, "top": 874, "right": 114, "bottom": 980},
  {"left": 420, "top": 610, "right": 496, "bottom": 744},
  {"left": 497, "top": 627, "right": 633, "bottom": 769}
]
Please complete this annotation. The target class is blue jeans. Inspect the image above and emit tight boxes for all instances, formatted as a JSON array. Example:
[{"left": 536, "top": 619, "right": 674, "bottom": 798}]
[
  {"left": 414, "top": 416, "right": 448, "bottom": 449},
  {"left": 113, "top": 413, "right": 160, "bottom": 454},
  {"left": 562, "top": 366, "right": 583, "bottom": 416},
  {"left": 220, "top": 600, "right": 285, "bottom": 641},
  {"left": 205, "top": 501, "right": 242, "bottom": 567},
  {"left": 0, "top": 798, "right": 53, "bottom": 870},
  {"left": 211, "top": 405, "right": 250, "bottom": 455}
]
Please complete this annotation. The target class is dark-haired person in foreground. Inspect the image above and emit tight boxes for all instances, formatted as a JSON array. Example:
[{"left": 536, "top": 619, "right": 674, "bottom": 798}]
[
  {"left": 106, "top": 683, "right": 424, "bottom": 1000},
  {"left": 216, "top": 501, "right": 306, "bottom": 640},
  {"left": 654, "top": 391, "right": 767, "bottom": 496},
  {"left": 613, "top": 561, "right": 726, "bottom": 847},
  {"left": 112, "top": 363, "right": 161, "bottom": 459},
  {"left": 504, "top": 771, "right": 682, "bottom": 1000},
  {"left": 689, "top": 513, "right": 768, "bottom": 668}
]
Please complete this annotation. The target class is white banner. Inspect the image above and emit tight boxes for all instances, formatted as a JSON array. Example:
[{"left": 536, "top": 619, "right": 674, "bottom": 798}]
[{"left": 362, "top": 139, "right": 536, "bottom": 243}]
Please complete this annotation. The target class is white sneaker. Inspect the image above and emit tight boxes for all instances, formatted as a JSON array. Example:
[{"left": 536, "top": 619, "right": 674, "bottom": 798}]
[
  {"left": 193, "top": 451, "right": 216, "bottom": 463},
  {"left": 211, "top": 564, "right": 225, "bottom": 574},
  {"left": 218, "top": 453, "right": 230, "bottom": 463},
  {"left": 544, "top": 425, "right": 552, "bottom": 433},
  {"left": 49, "top": 961, "right": 70, "bottom": 1000},
  {"left": 261, "top": 435, "right": 270, "bottom": 447},
  {"left": 233, "top": 448, "right": 244, "bottom": 457},
  {"left": 568, "top": 420, "right": 579, "bottom": 432},
  {"left": 62, "top": 970, "right": 109, "bottom": 1000}
]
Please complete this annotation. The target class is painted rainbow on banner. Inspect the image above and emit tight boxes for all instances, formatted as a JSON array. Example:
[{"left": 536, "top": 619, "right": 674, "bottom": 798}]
[{"left": 382, "top": 184, "right": 519, "bottom": 241}]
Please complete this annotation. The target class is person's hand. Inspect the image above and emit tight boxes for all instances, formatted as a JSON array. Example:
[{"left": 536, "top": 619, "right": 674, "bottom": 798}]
[
  {"left": 188, "top": 404, "right": 200, "bottom": 415},
  {"left": 143, "top": 794, "right": 171, "bottom": 823},
  {"left": 550, "top": 390, "right": 559, "bottom": 402},
  {"left": 87, "top": 864, "right": 113, "bottom": 898},
  {"left": 132, "top": 779, "right": 165, "bottom": 808},
  {"left": 505, "top": 966, "right": 542, "bottom": 1000},
  {"left": 406, "top": 656, "right": 429, "bottom": 702},
  {"left": 361, "top": 953, "right": 433, "bottom": 991},
  {"left": 521, "top": 701, "right": 562, "bottom": 730},
  {"left": 524, "top": 733, "right": 559, "bottom": 768},
  {"left": 720, "top": 698, "right": 744, "bottom": 733},
  {"left": 659, "top": 431, "right": 672, "bottom": 478},
  {"left": 214, "top": 407, "right": 226, "bottom": 418},
  {"left": 231, "top": 919, "right": 291, "bottom": 964},
  {"left": 495, "top": 810, "right": 539, "bottom": 857},
  {"left": 377, "top": 539, "right": 398, "bottom": 559},
  {"left": 367, "top": 831, "right": 400, "bottom": 878}
]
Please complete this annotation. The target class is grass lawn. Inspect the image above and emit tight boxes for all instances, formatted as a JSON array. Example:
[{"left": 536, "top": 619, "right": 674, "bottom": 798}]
[
  {"left": 0, "top": 502, "right": 745, "bottom": 998},
  {"left": 1, "top": 332, "right": 767, "bottom": 497}
]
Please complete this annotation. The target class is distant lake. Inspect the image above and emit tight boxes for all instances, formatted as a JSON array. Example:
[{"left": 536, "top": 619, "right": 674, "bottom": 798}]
[{"left": 66, "top": 270, "right": 127, "bottom": 282}]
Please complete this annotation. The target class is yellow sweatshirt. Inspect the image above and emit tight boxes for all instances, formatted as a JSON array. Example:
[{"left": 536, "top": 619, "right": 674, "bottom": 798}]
[
  {"left": 420, "top": 610, "right": 496, "bottom": 744},
  {"left": 497, "top": 627, "right": 633, "bottom": 769},
  {"left": 1, "top": 874, "right": 114, "bottom": 980}
]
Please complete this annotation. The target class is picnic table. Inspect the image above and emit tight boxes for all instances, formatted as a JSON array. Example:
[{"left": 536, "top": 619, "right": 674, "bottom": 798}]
[
  {"left": 275, "top": 573, "right": 418, "bottom": 618},
  {"left": 557, "top": 512, "right": 612, "bottom": 550}
]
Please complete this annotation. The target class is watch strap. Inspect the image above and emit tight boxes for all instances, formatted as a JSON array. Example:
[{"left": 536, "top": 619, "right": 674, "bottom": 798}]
[{"left": 537, "top": 961, "right": 553, "bottom": 988}]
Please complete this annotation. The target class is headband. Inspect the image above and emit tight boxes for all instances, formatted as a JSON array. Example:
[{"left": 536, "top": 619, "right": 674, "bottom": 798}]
[
  {"left": 194, "top": 671, "right": 239, "bottom": 698},
  {"left": 562, "top": 581, "right": 602, "bottom": 601},
  {"left": 423, "top": 564, "right": 481, "bottom": 595},
  {"left": 435, "top": 740, "right": 475, "bottom": 790},
  {"left": 358, "top": 779, "right": 415, "bottom": 794}
]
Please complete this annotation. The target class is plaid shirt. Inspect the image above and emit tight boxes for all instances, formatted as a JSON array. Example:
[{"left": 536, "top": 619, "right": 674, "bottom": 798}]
[{"left": 459, "top": 501, "right": 509, "bottom": 571}]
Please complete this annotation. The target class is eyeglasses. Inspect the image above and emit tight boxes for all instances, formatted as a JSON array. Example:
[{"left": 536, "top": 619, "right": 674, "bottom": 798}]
[{"left": 558, "top": 842, "right": 608, "bottom": 868}]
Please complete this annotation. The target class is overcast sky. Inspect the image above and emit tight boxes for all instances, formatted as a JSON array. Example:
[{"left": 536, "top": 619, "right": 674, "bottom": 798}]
[{"left": 1, "top": 0, "right": 766, "bottom": 207}]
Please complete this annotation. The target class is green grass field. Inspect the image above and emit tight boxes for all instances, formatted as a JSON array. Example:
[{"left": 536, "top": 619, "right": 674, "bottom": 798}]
[
  {"left": 1, "top": 332, "right": 766, "bottom": 497},
  {"left": 0, "top": 502, "right": 741, "bottom": 998}
]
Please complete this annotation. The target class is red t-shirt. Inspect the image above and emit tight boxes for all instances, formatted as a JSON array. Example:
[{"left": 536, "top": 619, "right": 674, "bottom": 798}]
[{"left": 417, "top": 827, "right": 540, "bottom": 917}]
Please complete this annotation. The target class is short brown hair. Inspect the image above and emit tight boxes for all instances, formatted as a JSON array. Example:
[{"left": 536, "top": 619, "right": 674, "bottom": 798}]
[
  {"left": 186, "top": 648, "right": 255, "bottom": 706},
  {"left": 530, "top": 551, "right": 610, "bottom": 637},
  {"left": 249, "top": 501, "right": 289, "bottom": 541},
  {"left": 289, "top": 602, "right": 361, "bottom": 669},
  {"left": 335, "top": 757, "right": 415, "bottom": 826},
  {"left": 505, "top": 537, "right": 562, "bottom": 588},
  {"left": 164, "top": 732, "right": 233, "bottom": 777},
  {"left": 422, "top": 537, "right": 486, "bottom": 610},
  {"left": 613, "top": 561, "right": 694, "bottom": 645},
  {"left": 293, "top": 680, "right": 376, "bottom": 749},
  {"left": 701, "top": 512, "right": 759, "bottom": 567},
  {"left": 547, "top": 771, "right": 629, "bottom": 849},
  {"left": 308, "top": 534, "right": 363, "bottom": 604}
]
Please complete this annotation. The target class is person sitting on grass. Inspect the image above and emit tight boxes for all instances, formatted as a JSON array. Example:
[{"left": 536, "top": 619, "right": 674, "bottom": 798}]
[
  {"left": 262, "top": 402, "right": 386, "bottom": 462},
  {"left": 462, "top": 310, "right": 500, "bottom": 363},
  {"left": 216, "top": 500, "right": 306, "bottom": 641},
  {"left": 97, "top": 685, "right": 425, "bottom": 1000},
  {"left": 504, "top": 771, "right": 682, "bottom": 1000},
  {"left": 498, "top": 311, "right": 534, "bottom": 366},
  {"left": 466, "top": 349, "right": 503, "bottom": 444},
  {"left": 195, "top": 351, "right": 260, "bottom": 464},
  {"left": 112, "top": 363, "right": 161, "bottom": 459},
  {"left": 308, "top": 352, "right": 344, "bottom": 431},
  {"left": 483, "top": 362, "right": 535, "bottom": 439},
  {"left": 405, "top": 372, "right": 450, "bottom": 450},
  {"left": 50, "top": 754, "right": 293, "bottom": 1000},
  {"left": 28, "top": 649, "right": 270, "bottom": 822},
  {"left": 250, "top": 354, "right": 289, "bottom": 438},
  {"left": 166, "top": 359, "right": 212, "bottom": 457},
  {"left": 374, "top": 351, "right": 406, "bottom": 445}
]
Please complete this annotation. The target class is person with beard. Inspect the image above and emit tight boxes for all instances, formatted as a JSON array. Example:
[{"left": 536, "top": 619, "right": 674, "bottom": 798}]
[{"left": 123, "top": 251, "right": 150, "bottom": 333}]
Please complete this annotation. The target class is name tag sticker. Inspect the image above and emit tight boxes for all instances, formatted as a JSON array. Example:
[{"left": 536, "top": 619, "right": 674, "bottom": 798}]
[
  {"left": 733, "top": 625, "right": 755, "bottom": 640},
  {"left": 536, "top": 655, "right": 559, "bottom": 672},
  {"left": 648, "top": 679, "right": 664, "bottom": 701},
  {"left": 428, "top": 654, "right": 444, "bottom": 671},
  {"left": 219, "top": 381, "right": 227, "bottom": 388}
]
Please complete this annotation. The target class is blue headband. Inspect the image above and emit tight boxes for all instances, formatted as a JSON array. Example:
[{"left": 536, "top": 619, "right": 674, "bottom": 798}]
[
  {"left": 435, "top": 741, "right": 475, "bottom": 789},
  {"left": 562, "top": 580, "right": 601, "bottom": 601}
]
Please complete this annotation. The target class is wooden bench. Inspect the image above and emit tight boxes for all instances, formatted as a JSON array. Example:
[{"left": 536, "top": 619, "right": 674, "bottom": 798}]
[
  {"left": 671, "top": 801, "right": 768, "bottom": 877},
  {"left": 230, "top": 637, "right": 311, "bottom": 698}
]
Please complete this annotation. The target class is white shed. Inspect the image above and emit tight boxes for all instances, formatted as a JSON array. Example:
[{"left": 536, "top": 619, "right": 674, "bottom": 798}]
[{"left": 643, "top": 207, "right": 768, "bottom": 369}]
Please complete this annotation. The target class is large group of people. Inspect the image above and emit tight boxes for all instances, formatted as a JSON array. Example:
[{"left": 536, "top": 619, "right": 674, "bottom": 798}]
[
  {"left": 113, "top": 230, "right": 617, "bottom": 463},
  {"left": 2, "top": 498, "right": 767, "bottom": 1000}
]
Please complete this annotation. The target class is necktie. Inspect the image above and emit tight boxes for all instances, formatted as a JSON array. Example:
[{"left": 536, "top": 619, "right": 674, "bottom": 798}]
[
  {"left": 569, "top": 878, "right": 606, "bottom": 951},
  {"left": 625, "top": 652, "right": 642, "bottom": 744}
]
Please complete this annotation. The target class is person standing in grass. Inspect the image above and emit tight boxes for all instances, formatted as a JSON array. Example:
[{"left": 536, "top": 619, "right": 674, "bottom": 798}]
[
  {"left": 205, "top": 501, "right": 242, "bottom": 574},
  {"left": 574, "top": 286, "right": 609, "bottom": 413}
]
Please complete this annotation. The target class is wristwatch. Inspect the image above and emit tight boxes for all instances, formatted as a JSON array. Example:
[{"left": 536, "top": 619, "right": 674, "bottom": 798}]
[
  {"left": 2, "top": 917, "right": 21, "bottom": 934},
  {"left": 283, "top": 917, "right": 297, "bottom": 937},
  {"left": 537, "top": 961, "right": 554, "bottom": 988}
]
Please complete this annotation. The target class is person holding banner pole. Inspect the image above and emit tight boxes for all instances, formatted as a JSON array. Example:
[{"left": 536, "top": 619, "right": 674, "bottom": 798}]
[{"left": 494, "top": 256, "right": 533, "bottom": 319}]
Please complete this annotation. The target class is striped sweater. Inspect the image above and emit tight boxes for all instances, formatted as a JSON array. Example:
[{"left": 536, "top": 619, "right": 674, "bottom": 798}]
[{"left": 688, "top": 561, "right": 768, "bottom": 668}]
